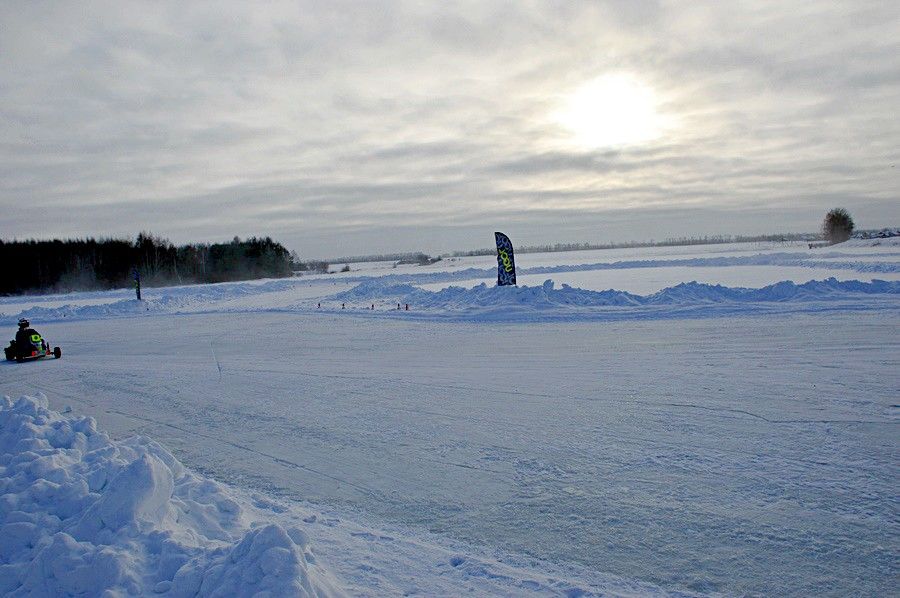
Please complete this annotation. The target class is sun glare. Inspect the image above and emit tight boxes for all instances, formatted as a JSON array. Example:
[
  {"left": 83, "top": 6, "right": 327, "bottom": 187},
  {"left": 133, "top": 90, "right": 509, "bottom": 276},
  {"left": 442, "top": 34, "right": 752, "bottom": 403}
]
[{"left": 555, "top": 74, "right": 666, "bottom": 149}]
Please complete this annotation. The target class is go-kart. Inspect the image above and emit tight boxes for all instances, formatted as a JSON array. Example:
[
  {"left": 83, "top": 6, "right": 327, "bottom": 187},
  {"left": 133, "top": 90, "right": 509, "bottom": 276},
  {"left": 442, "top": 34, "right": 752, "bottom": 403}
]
[{"left": 5, "top": 332, "right": 62, "bottom": 363}]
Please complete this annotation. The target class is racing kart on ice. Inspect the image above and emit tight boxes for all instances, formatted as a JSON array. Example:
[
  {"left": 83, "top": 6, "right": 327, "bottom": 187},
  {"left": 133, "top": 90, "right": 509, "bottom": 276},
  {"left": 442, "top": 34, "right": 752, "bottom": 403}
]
[{"left": 5, "top": 332, "right": 62, "bottom": 363}]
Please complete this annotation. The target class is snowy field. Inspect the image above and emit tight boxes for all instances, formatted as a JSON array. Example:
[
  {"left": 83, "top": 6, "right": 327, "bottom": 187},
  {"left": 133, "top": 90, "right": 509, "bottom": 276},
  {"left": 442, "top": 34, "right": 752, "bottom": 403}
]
[{"left": 1, "top": 240, "right": 898, "bottom": 596}]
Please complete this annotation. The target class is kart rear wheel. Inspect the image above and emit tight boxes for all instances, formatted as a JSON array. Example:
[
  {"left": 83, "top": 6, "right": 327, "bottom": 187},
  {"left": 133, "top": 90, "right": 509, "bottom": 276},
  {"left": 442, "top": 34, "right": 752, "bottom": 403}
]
[
  {"left": 15, "top": 355, "right": 24, "bottom": 363},
  {"left": 53, "top": 347, "right": 62, "bottom": 359}
]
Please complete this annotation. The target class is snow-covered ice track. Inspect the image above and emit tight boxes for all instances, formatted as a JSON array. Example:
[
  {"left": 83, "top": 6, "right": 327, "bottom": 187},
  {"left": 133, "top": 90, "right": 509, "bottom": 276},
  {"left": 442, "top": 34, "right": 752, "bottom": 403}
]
[
  {"left": 218, "top": 363, "right": 898, "bottom": 427},
  {"left": 2, "top": 308, "right": 897, "bottom": 597},
  {"left": 40, "top": 374, "right": 875, "bottom": 496}
]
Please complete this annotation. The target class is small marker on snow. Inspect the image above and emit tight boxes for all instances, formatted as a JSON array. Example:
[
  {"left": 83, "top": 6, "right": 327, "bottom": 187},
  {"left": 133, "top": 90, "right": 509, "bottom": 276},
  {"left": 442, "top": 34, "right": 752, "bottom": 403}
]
[{"left": 341, "top": 303, "right": 345, "bottom": 309}]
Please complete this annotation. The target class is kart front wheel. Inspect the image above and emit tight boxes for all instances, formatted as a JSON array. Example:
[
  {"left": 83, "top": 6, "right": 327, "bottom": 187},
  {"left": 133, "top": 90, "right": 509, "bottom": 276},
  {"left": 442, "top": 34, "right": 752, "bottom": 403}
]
[{"left": 53, "top": 347, "right": 62, "bottom": 359}]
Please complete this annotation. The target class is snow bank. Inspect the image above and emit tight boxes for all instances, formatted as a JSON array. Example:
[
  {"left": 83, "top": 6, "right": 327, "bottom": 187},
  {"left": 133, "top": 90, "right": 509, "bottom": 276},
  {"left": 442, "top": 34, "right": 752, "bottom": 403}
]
[
  {"left": 333, "top": 277, "right": 900, "bottom": 311},
  {"left": 840, "top": 236, "right": 900, "bottom": 248},
  {"left": 521, "top": 251, "right": 900, "bottom": 275},
  {"left": 335, "top": 252, "right": 900, "bottom": 288},
  {"left": 340, "top": 251, "right": 900, "bottom": 286},
  {"left": 4, "top": 267, "right": 899, "bottom": 325},
  {"left": 10, "top": 277, "right": 895, "bottom": 325},
  {"left": 0, "top": 394, "right": 342, "bottom": 597},
  {"left": 1, "top": 278, "right": 304, "bottom": 324}
]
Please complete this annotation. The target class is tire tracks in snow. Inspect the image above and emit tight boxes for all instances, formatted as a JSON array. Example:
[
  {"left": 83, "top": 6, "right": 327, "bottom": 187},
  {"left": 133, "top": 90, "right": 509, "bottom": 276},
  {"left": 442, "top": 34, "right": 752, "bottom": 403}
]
[
  {"left": 240, "top": 364, "right": 898, "bottom": 426},
  {"left": 19, "top": 374, "right": 514, "bottom": 499},
  {"left": 12, "top": 371, "right": 893, "bottom": 547},
  {"left": 258, "top": 373, "right": 879, "bottom": 478},
  {"left": 103, "top": 407, "right": 383, "bottom": 498}
]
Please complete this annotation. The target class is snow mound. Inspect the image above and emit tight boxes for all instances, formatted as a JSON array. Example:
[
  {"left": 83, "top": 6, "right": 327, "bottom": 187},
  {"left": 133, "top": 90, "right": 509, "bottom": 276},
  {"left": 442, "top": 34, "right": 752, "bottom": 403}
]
[
  {"left": 0, "top": 394, "right": 343, "bottom": 597},
  {"left": 4, "top": 274, "right": 898, "bottom": 325},
  {"left": 333, "top": 277, "right": 900, "bottom": 312},
  {"left": 333, "top": 279, "right": 641, "bottom": 309},
  {"left": 840, "top": 235, "right": 900, "bottom": 248}
]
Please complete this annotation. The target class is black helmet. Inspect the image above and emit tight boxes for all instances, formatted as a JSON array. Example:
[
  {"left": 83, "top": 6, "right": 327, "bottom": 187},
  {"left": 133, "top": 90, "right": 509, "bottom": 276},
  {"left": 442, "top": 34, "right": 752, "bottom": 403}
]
[{"left": 18, "top": 318, "right": 29, "bottom": 329}]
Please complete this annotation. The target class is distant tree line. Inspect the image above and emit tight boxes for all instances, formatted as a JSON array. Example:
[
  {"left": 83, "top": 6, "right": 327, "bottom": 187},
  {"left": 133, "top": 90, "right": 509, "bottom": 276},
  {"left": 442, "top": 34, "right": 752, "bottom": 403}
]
[
  {"left": 448, "top": 233, "right": 821, "bottom": 258},
  {"left": 325, "top": 233, "right": 827, "bottom": 264},
  {"left": 326, "top": 251, "right": 443, "bottom": 265},
  {"left": 1, "top": 233, "right": 298, "bottom": 295}
]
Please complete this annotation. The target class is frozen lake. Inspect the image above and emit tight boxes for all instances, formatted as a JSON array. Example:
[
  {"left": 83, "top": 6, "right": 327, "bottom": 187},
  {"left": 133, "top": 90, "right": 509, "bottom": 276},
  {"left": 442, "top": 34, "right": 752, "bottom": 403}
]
[{"left": 2, "top": 240, "right": 898, "bottom": 595}]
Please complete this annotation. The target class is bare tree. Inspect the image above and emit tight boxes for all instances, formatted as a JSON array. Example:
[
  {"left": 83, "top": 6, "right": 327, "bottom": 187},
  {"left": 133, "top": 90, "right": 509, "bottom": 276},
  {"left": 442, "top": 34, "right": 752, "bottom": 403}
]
[{"left": 823, "top": 208, "right": 854, "bottom": 244}]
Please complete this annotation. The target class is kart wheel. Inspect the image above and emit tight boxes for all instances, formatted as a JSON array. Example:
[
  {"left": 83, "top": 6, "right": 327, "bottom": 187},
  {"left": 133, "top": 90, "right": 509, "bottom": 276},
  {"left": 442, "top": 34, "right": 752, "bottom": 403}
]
[
  {"left": 53, "top": 347, "right": 62, "bottom": 359},
  {"left": 15, "top": 355, "right": 24, "bottom": 363}
]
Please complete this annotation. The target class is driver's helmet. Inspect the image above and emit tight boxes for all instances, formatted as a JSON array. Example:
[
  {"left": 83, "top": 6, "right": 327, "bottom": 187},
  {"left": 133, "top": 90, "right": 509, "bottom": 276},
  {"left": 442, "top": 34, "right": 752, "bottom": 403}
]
[{"left": 18, "top": 318, "right": 29, "bottom": 329}]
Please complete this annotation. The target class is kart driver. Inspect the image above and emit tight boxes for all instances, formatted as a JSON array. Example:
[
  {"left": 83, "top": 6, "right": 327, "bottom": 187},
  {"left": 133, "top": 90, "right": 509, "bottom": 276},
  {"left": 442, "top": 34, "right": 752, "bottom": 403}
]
[{"left": 15, "top": 318, "right": 41, "bottom": 354}]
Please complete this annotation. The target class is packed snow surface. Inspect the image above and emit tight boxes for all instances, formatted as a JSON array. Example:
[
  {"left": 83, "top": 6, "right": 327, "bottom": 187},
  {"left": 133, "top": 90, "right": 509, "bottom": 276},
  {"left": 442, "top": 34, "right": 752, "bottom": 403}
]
[{"left": 1, "top": 241, "right": 898, "bottom": 596}]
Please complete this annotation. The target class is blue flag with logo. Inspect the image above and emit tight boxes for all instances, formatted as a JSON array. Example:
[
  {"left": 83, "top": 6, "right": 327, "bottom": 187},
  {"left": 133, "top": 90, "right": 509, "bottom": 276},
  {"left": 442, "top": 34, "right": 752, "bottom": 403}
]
[{"left": 494, "top": 232, "right": 517, "bottom": 286}]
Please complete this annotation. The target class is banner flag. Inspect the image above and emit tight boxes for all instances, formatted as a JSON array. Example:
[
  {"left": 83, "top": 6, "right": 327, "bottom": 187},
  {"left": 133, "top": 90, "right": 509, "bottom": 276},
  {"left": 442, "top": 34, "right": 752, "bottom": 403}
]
[{"left": 494, "top": 232, "right": 517, "bottom": 286}]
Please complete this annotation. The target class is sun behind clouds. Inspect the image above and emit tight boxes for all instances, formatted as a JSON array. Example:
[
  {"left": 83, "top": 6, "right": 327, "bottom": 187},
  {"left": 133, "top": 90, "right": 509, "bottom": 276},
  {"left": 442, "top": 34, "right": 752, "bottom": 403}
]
[{"left": 555, "top": 74, "right": 669, "bottom": 149}]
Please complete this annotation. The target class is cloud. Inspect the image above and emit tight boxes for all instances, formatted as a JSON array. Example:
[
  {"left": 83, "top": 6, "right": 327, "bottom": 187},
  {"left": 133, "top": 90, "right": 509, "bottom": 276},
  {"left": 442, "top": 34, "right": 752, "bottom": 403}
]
[{"left": 0, "top": 1, "right": 897, "bottom": 255}]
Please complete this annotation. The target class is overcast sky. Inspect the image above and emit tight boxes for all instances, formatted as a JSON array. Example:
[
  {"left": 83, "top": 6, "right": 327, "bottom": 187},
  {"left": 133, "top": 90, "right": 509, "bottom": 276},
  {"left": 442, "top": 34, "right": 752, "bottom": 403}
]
[{"left": 1, "top": 1, "right": 898, "bottom": 257}]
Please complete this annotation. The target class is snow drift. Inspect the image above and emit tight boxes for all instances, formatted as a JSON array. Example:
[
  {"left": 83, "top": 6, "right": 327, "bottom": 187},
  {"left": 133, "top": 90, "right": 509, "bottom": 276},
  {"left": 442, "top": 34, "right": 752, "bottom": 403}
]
[
  {"left": 331, "top": 277, "right": 900, "bottom": 314},
  {"left": 0, "top": 394, "right": 342, "bottom": 597},
  {"left": 6, "top": 277, "right": 898, "bottom": 325}
]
